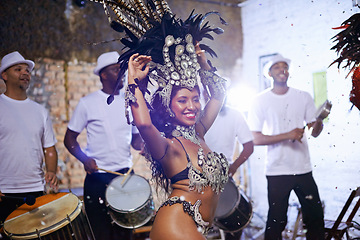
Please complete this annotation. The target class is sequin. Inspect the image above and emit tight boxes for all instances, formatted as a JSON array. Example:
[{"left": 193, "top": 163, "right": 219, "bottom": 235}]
[
  {"left": 181, "top": 60, "right": 188, "bottom": 69},
  {"left": 176, "top": 45, "right": 185, "bottom": 55},
  {"left": 165, "top": 35, "right": 175, "bottom": 46},
  {"left": 171, "top": 72, "right": 180, "bottom": 80}
]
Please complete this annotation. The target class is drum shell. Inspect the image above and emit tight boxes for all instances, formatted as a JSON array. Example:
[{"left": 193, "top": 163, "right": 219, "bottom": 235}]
[
  {"left": 107, "top": 197, "right": 154, "bottom": 229},
  {"left": 105, "top": 174, "right": 154, "bottom": 229},
  {"left": 214, "top": 179, "right": 253, "bottom": 233},
  {"left": 3, "top": 193, "right": 94, "bottom": 240}
]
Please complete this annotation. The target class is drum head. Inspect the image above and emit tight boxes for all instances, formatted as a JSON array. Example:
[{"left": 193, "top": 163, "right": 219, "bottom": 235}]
[
  {"left": 215, "top": 179, "right": 240, "bottom": 218},
  {"left": 4, "top": 193, "right": 81, "bottom": 239},
  {"left": 106, "top": 174, "right": 151, "bottom": 212}
]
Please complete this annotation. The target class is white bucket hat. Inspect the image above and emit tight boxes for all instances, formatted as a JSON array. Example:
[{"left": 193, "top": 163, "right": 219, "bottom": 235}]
[
  {"left": 263, "top": 54, "right": 291, "bottom": 79},
  {"left": 93, "top": 51, "right": 120, "bottom": 76},
  {"left": 0, "top": 51, "right": 35, "bottom": 78}
]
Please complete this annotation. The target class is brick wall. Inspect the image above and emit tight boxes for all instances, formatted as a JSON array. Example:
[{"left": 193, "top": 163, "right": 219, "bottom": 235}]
[{"left": 26, "top": 58, "right": 96, "bottom": 190}]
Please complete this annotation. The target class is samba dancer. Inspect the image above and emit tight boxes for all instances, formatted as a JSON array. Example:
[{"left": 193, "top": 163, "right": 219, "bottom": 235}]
[
  {"left": 127, "top": 43, "right": 228, "bottom": 238},
  {"left": 91, "top": 1, "right": 230, "bottom": 238}
]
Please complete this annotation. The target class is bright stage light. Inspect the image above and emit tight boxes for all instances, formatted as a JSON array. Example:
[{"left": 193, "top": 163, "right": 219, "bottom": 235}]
[{"left": 226, "top": 84, "right": 257, "bottom": 113}]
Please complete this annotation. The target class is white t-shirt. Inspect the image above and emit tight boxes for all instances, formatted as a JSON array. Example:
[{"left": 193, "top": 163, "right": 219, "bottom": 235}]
[
  {"left": 205, "top": 106, "right": 253, "bottom": 163},
  {"left": 68, "top": 90, "right": 138, "bottom": 172},
  {"left": 0, "top": 94, "right": 57, "bottom": 193},
  {"left": 247, "top": 88, "right": 317, "bottom": 176}
]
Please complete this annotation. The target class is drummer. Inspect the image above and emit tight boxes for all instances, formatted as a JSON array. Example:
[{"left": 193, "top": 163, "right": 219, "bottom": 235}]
[
  {"left": 64, "top": 51, "right": 143, "bottom": 240},
  {"left": 247, "top": 54, "right": 325, "bottom": 239},
  {"left": 0, "top": 52, "right": 58, "bottom": 227}
]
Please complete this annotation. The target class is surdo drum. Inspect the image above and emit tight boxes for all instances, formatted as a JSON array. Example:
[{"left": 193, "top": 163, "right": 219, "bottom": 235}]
[
  {"left": 105, "top": 174, "right": 154, "bottom": 229},
  {"left": 214, "top": 178, "right": 253, "bottom": 233},
  {"left": 3, "top": 193, "right": 94, "bottom": 239}
]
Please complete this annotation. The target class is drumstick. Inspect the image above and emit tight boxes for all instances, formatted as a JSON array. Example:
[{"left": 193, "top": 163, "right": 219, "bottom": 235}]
[
  {"left": 121, "top": 154, "right": 141, "bottom": 186},
  {"left": 96, "top": 167, "right": 124, "bottom": 176},
  {"left": 292, "top": 125, "right": 307, "bottom": 143}
]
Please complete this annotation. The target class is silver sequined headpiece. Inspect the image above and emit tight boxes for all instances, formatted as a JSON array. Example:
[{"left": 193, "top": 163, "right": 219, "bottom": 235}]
[{"left": 148, "top": 34, "right": 201, "bottom": 112}]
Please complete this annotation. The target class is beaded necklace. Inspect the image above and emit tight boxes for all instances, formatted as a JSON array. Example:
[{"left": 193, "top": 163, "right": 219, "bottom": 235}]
[{"left": 171, "top": 125, "right": 205, "bottom": 166}]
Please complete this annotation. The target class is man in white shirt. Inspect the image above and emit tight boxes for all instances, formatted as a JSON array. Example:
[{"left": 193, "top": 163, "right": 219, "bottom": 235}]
[
  {"left": 247, "top": 54, "right": 324, "bottom": 240},
  {"left": 205, "top": 104, "right": 254, "bottom": 178},
  {"left": 0, "top": 51, "right": 58, "bottom": 226}
]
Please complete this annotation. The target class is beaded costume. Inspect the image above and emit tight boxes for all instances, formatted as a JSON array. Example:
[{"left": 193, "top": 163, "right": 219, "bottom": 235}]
[{"left": 159, "top": 132, "right": 229, "bottom": 234}]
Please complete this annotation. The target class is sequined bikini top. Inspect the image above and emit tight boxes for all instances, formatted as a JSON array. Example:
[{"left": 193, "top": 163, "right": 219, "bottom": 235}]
[{"left": 170, "top": 137, "right": 229, "bottom": 194}]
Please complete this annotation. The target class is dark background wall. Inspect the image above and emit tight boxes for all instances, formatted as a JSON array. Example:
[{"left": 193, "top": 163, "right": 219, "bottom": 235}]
[{"left": 0, "top": 0, "right": 243, "bottom": 72}]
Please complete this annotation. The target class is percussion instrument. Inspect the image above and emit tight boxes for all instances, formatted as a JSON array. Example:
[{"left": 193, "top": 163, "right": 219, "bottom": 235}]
[
  {"left": 105, "top": 174, "right": 154, "bottom": 229},
  {"left": 3, "top": 192, "right": 94, "bottom": 240},
  {"left": 315, "top": 99, "right": 332, "bottom": 120},
  {"left": 214, "top": 178, "right": 253, "bottom": 233}
]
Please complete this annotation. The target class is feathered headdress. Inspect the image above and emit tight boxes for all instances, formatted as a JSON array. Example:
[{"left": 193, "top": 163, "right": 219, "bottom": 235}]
[
  {"left": 90, "top": 0, "right": 227, "bottom": 120},
  {"left": 330, "top": 13, "right": 360, "bottom": 111},
  {"left": 329, "top": 13, "right": 360, "bottom": 73}
]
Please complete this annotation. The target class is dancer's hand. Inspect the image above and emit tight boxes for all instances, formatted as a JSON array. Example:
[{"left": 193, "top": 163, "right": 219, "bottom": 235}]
[
  {"left": 128, "top": 53, "right": 152, "bottom": 82},
  {"left": 195, "top": 42, "right": 211, "bottom": 70}
]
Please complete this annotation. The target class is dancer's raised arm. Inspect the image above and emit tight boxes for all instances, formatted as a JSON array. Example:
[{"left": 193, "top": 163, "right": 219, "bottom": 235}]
[
  {"left": 127, "top": 53, "right": 169, "bottom": 160},
  {"left": 195, "top": 43, "right": 226, "bottom": 137}
]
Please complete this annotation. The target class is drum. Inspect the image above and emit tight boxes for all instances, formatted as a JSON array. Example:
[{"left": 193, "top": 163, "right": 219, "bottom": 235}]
[
  {"left": 214, "top": 178, "right": 253, "bottom": 233},
  {"left": 314, "top": 99, "right": 332, "bottom": 120},
  {"left": 3, "top": 192, "right": 94, "bottom": 240},
  {"left": 105, "top": 174, "right": 154, "bottom": 229}
]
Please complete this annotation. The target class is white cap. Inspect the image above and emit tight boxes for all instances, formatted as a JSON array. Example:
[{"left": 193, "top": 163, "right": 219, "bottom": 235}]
[
  {"left": 263, "top": 54, "right": 291, "bottom": 79},
  {"left": 0, "top": 51, "right": 35, "bottom": 78},
  {"left": 93, "top": 51, "right": 120, "bottom": 76}
]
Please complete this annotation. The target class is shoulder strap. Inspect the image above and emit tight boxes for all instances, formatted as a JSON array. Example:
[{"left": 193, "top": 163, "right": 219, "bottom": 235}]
[
  {"left": 151, "top": 143, "right": 169, "bottom": 161},
  {"left": 174, "top": 137, "right": 191, "bottom": 163}
]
